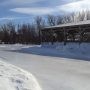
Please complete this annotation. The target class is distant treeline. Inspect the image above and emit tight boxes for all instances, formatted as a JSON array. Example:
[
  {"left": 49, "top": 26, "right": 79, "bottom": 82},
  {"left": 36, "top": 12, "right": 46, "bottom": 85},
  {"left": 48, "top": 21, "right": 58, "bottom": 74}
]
[{"left": 0, "top": 10, "right": 90, "bottom": 44}]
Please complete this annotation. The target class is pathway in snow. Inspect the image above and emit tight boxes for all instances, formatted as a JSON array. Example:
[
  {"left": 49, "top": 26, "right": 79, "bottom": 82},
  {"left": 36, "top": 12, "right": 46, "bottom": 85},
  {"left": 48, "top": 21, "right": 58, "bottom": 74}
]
[{"left": 0, "top": 45, "right": 90, "bottom": 90}]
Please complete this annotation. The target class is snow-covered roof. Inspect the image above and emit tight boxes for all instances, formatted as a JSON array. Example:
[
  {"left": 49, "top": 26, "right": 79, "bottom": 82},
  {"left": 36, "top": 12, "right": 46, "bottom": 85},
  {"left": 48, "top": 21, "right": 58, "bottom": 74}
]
[{"left": 43, "top": 20, "right": 90, "bottom": 30}]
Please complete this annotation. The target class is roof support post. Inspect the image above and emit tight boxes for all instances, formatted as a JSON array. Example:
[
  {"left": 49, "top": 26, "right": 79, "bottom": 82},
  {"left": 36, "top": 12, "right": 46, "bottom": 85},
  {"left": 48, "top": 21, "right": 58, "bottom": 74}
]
[
  {"left": 79, "top": 26, "right": 84, "bottom": 44},
  {"left": 63, "top": 28, "right": 67, "bottom": 45},
  {"left": 51, "top": 28, "right": 54, "bottom": 45},
  {"left": 39, "top": 29, "right": 42, "bottom": 44}
]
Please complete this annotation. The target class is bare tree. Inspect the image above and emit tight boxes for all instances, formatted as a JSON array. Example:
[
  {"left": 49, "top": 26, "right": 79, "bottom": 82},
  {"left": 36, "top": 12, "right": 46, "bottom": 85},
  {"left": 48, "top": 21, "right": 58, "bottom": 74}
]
[
  {"left": 47, "top": 15, "right": 57, "bottom": 26},
  {"left": 86, "top": 10, "right": 90, "bottom": 20},
  {"left": 1, "top": 22, "right": 16, "bottom": 44},
  {"left": 62, "top": 15, "right": 72, "bottom": 23},
  {"left": 34, "top": 16, "right": 45, "bottom": 43},
  {"left": 56, "top": 15, "right": 64, "bottom": 25}
]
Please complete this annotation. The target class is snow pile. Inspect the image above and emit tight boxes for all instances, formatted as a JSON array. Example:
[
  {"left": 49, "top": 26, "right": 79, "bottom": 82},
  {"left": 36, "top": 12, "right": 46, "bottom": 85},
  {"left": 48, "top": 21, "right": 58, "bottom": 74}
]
[
  {"left": 56, "top": 43, "right": 90, "bottom": 55},
  {"left": 0, "top": 58, "right": 42, "bottom": 90},
  {"left": 42, "top": 42, "right": 90, "bottom": 54},
  {"left": 41, "top": 42, "right": 57, "bottom": 48},
  {"left": 0, "top": 44, "right": 39, "bottom": 51},
  {"left": 42, "top": 42, "right": 90, "bottom": 60}
]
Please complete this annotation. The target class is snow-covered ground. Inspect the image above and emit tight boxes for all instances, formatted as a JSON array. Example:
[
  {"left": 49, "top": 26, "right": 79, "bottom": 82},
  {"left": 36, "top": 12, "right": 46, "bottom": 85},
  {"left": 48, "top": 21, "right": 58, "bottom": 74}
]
[
  {"left": 0, "top": 58, "right": 42, "bottom": 90},
  {"left": 0, "top": 44, "right": 90, "bottom": 90}
]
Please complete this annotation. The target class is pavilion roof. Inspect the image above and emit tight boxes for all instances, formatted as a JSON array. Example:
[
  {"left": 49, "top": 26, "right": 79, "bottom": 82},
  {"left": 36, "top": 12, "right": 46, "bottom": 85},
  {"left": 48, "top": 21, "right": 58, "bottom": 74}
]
[{"left": 43, "top": 20, "right": 90, "bottom": 30}]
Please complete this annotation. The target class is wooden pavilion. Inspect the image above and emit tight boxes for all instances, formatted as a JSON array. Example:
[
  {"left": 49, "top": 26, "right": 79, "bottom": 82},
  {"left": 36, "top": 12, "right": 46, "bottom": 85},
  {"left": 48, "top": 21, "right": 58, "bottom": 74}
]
[{"left": 41, "top": 20, "right": 90, "bottom": 44}]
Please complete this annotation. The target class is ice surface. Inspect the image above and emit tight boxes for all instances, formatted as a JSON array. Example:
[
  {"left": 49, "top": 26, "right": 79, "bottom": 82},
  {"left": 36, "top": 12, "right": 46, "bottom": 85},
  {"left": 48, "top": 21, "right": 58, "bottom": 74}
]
[{"left": 0, "top": 44, "right": 90, "bottom": 90}]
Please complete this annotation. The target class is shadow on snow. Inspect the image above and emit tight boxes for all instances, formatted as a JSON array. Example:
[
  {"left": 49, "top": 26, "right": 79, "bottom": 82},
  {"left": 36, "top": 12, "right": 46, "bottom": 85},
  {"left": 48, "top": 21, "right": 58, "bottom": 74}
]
[{"left": 5, "top": 46, "right": 90, "bottom": 61}]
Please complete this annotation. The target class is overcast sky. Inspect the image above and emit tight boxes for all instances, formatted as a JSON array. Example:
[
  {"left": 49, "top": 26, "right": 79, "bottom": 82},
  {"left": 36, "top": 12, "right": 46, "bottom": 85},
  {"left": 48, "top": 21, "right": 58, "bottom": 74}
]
[{"left": 0, "top": 0, "right": 90, "bottom": 24}]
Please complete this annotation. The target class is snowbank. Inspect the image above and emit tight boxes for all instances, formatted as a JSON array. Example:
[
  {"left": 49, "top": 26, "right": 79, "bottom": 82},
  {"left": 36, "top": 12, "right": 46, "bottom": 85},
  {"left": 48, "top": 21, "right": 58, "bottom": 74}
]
[
  {"left": 0, "top": 58, "right": 42, "bottom": 90},
  {"left": 41, "top": 42, "right": 90, "bottom": 60},
  {"left": 56, "top": 43, "right": 90, "bottom": 55},
  {"left": 42, "top": 42, "right": 90, "bottom": 54}
]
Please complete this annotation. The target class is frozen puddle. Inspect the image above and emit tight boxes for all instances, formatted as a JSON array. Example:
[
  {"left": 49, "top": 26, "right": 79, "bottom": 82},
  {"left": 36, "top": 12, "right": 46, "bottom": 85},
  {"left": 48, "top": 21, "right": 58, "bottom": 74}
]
[{"left": 0, "top": 58, "right": 42, "bottom": 90}]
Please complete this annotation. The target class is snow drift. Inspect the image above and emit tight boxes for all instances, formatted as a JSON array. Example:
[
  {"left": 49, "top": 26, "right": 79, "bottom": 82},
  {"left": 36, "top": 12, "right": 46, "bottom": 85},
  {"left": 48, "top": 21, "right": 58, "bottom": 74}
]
[
  {"left": 42, "top": 42, "right": 90, "bottom": 60},
  {"left": 0, "top": 58, "right": 42, "bottom": 90}
]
